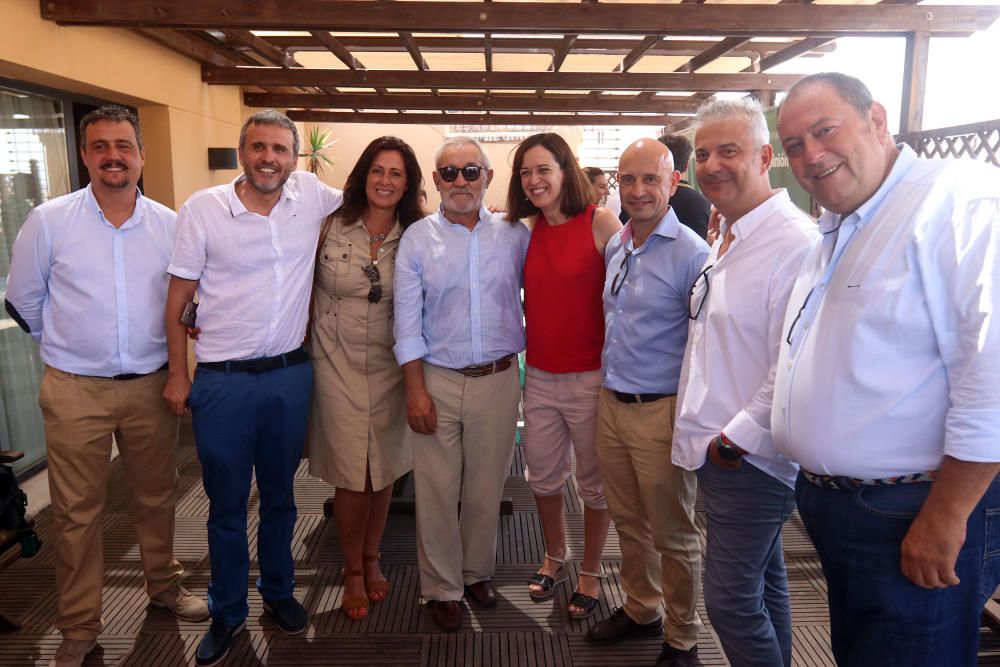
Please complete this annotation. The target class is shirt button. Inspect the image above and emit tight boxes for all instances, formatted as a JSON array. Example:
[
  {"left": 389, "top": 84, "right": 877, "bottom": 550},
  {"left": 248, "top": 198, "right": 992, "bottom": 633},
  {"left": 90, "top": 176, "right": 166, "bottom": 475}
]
[
  {"left": 342, "top": 253, "right": 348, "bottom": 259},
  {"left": 787, "top": 362, "right": 792, "bottom": 370}
]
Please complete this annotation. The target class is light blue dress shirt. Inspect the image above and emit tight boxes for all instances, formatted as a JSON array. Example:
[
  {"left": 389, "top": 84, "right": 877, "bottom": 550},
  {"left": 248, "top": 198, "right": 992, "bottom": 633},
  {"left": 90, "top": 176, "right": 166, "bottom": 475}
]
[
  {"left": 5, "top": 185, "right": 177, "bottom": 376},
  {"left": 393, "top": 206, "right": 530, "bottom": 369},
  {"left": 602, "top": 207, "right": 710, "bottom": 394},
  {"left": 773, "top": 146, "right": 1000, "bottom": 479}
]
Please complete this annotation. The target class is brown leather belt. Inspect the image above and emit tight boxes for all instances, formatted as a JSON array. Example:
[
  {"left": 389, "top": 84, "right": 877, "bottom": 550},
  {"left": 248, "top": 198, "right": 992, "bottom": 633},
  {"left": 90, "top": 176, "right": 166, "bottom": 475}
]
[{"left": 453, "top": 353, "right": 516, "bottom": 378}]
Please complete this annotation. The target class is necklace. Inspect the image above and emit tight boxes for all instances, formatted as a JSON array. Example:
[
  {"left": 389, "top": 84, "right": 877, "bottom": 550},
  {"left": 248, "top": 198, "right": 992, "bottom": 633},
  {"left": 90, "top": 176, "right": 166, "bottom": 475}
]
[{"left": 370, "top": 232, "right": 388, "bottom": 243}]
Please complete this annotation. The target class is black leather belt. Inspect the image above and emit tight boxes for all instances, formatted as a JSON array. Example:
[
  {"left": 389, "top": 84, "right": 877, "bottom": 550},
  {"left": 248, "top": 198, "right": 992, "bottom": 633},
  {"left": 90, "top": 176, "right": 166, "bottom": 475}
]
[
  {"left": 612, "top": 391, "right": 670, "bottom": 404},
  {"left": 198, "top": 347, "right": 309, "bottom": 374},
  {"left": 108, "top": 363, "right": 168, "bottom": 381},
  {"left": 453, "top": 353, "right": 515, "bottom": 378}
]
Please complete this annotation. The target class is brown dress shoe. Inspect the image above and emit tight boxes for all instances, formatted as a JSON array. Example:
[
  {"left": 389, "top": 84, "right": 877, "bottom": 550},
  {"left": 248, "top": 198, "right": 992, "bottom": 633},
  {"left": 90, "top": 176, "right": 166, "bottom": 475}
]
[
  {"left": 464, "top": 580, "right": 498, "bottom": 609},
  {"left": 427, "top": 599, "right": 462, "bottom": 632}
]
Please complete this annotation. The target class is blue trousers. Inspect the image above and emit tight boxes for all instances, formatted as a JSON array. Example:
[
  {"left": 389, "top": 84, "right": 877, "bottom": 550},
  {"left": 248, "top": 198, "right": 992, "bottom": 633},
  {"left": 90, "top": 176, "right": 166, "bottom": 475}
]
[
  {"left": 796, "top": 472, "right": 1000, "bottom": 667},
  {"left": 189, "top": 362, "right": 313, "bottom": 626},
  {"left": 698, "top": 460, "right": 795, "bottom": 667}
]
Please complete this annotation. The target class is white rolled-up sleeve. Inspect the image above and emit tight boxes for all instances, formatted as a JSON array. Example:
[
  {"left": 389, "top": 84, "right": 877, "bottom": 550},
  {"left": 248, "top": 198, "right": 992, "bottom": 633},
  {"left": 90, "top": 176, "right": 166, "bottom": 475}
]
[{"left": 167, "top": 202, "right": 207, "bottom": 281}]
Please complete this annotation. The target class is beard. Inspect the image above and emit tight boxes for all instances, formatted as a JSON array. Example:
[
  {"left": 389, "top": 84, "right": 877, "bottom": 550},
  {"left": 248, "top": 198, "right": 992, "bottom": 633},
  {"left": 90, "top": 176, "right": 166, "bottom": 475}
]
[
  {"left": 97, "top": 161, "right": 132, "bottom": 189},
  {"left": 244, "top": 163, "right": 292, "bottom": 195},
  {"left": 442, "top": 188, "right": 483, "bottom": 216}
]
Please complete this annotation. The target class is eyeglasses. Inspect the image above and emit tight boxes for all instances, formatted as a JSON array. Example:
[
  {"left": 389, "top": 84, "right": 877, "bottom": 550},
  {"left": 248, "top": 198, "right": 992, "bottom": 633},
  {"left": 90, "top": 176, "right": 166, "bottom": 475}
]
[
  {"left": 688, "top": 264, "right": 715, "bottom": 320},
  {"left": 362, "top": 263, "right": 382, "bottom": 304},
  {"left": 785, "top": 286, "right": 815, "bottom": 345},
  {"left": 610, "top": 249, "right": 635, "bottom": 296},
  {"left": 437, "top": 164, "right": 486, "bottom": 183}
]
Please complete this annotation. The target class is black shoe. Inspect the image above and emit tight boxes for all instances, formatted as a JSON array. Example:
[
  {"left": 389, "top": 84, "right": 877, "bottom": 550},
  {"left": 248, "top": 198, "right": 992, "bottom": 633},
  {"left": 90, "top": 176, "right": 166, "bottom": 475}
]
[
  {"left": 262, "top": 596, "right": 308, "bottom": 635},
  {"left": 464, "top": 580, "right": 498, "bottom": 609},
  {"left": 195, "top": 619, "right": 246, "bottom": 666},
  {"left": 586, "top": 607, "right": 663, "bottom": 645},
  {"left": 655, "top": 643, "right": 698, "bottom": 667}
]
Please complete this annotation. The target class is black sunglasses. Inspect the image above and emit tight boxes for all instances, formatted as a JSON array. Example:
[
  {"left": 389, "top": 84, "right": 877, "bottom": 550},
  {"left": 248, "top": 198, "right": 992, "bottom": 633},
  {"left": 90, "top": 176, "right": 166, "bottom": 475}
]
[
  {"left": 362, "top": 263, "right": 382, "bottom": 304},
  {"left": 437, "top": 164, "right": 486, "bottom": 183},
  {"left": 688, "top": 264, "right": 715, "bottom": 320},
  {"left": 610, "top": 249, "right": 634, "bottom": 296}
]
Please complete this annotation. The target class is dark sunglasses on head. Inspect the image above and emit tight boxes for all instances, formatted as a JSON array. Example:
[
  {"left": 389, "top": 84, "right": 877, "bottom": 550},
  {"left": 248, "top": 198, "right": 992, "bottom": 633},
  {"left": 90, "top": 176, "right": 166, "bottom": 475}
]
[{"left": 437, "top": 164, "right": 486, "bottom": 183}]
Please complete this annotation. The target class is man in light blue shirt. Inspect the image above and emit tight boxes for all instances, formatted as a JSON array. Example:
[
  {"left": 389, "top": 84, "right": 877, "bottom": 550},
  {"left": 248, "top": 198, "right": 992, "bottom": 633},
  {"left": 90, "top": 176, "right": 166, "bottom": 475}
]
[
  {"left": 587, "top": 138, "right": 709, "bottom": 667},
  {"left": 5, "top": 106, "right": 208, "bottom": 667},
  {"left": 393, "top": 136, "right": 528, "bottom": 632},
  {"left": 776, "top": 72, "right": 1000, "bottom": 666}
]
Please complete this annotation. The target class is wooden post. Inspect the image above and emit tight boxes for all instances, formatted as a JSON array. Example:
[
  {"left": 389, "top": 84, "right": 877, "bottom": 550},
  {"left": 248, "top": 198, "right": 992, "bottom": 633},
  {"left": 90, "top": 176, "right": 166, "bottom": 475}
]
[{"left": 900, "top": 31, "right": 930, "bottom": 136}]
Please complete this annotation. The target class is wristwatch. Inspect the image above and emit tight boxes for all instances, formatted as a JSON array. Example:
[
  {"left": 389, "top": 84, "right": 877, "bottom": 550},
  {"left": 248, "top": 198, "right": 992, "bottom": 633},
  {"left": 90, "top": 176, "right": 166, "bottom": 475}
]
[{"left": 715, "top": 433, "right": 744, "bottom": 462}]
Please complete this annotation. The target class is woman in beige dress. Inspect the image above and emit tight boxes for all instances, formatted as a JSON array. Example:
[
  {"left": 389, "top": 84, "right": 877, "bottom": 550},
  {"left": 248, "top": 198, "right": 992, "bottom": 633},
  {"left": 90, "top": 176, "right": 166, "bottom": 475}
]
[{"left": 308, "top": 136, "right": 425, "bottom": 621}]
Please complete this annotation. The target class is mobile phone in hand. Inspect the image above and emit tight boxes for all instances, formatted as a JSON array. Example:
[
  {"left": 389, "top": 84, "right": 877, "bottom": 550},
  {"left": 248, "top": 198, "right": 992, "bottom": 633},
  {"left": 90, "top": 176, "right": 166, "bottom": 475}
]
[{"left": 180, "top": 301, "right": 198, "bottom": 327}]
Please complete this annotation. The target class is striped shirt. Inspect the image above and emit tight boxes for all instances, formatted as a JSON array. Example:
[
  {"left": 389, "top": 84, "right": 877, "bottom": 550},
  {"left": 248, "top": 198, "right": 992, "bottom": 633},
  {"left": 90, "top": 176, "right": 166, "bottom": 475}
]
[{"left": 393, "top": 206, "right": 530, "bottom": 369}]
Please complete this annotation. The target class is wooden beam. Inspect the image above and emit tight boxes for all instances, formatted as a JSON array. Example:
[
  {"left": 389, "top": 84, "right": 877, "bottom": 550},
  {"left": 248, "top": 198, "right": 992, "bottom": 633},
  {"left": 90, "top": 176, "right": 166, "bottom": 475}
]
[
  {"left": 136, "top": 28, "right": 238, "bottom": 67},
  {"left": 756, "top": 37, "right": 833, "bottom": 70},
  {"left": 41, "top": 2, "right": 1000, "bottom": 35},
  {"left": 676, "top": 36, "right": 749, "bottom": 73},
  {"left": 244, "top": 92, "right": 703, "bottom": 114},
  {"left": 224, "top": 30, "right": 298, "bottom": 67},
  {"left": 399, "top": 32, "right": 429, "bottom": 71},
  {"left": 899, "top": 30, "right": 930, "bottom": 134},
  {"left": 263, "top": 34, "right": 836, "bottom": 58},
  {"left": 484, "top": 33, "right": 493, "bottom": 72},
  {"left": 550, "top": 34, "right": 578, "bottom": 72},
  {"left": 286, "top": 110, "right": 683, "bottom": 126},
  {"left": 615, "top": 35, "right": 662, "bottom": 73},
  {"left": 309, "top": 30, "right": 364, "bottom": 69},
  {"left": 204, "top": 67, "right": 802, "bottom": 91}
]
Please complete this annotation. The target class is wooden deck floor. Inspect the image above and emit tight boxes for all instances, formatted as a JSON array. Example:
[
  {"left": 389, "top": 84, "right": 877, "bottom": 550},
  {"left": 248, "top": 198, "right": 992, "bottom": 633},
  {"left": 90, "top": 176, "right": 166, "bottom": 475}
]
[{"left": 3, "top": 425, "right": 998, "bottom": 666}]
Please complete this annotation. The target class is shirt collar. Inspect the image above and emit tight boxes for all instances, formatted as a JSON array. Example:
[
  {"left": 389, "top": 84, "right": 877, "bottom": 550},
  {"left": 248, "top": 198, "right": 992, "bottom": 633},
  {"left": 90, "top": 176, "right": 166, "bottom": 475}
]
[
  {"left": 83, "top": 184, "right": 144, "bottom": 229},
  {"left": 724, "top": 189, "right": 791, "bottom": 242},
  {"left": 226, "top": 172, "right": 299, "bottom": 218},
  {"left": 622, "top": 206, "right": 681, "bottom": 249},
  {"left": 817, "top": 144, "right": 918, "bottom": 234}
]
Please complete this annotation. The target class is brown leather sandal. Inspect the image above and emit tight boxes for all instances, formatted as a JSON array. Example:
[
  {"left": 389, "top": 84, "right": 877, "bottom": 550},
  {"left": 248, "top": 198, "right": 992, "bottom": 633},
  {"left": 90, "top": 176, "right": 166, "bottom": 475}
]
[
  {"left": 363, "top": 553, "right": 390, "bottom": 602},
  {"left": 341, "top": 568, "right": 370, "bottom": 620}
]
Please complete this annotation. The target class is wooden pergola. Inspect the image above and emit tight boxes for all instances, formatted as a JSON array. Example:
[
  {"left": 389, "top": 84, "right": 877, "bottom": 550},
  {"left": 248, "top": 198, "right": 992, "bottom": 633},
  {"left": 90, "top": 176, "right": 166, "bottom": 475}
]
[{"left": 41, "top": 1, "right": 1000, "bottom": 133}]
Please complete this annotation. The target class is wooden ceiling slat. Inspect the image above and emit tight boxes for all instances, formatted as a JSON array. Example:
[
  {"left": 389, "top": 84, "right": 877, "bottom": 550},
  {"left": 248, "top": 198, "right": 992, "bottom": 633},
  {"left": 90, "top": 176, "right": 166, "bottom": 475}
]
[
  {"left": 41, "top": 2, "right": 1000, "bottom": 36},
  {"left": 615, "top": 35, "right": 663, "bottom": 73},
  {"left": 309, "top": 30, "right": 365, "bottom": 69},
  {"left": 484, "top": 34, "right": 493, "bottom": 72},
  {"left": 263, "top": 35, "right": 835, "bottom": 59},
  {"left": 286, "top": 110, "right": 683, "bottom": 126},
  {"left": 224, "top": 30, "right": 299, "bottom": 67},
  {"left": 135, "top": 28, "right": 239, "bottom": 67},
  {"left": 550, "top": 35, "right": 578, "bottom": 72},
  {"left": 399, "top": 32, "right": 430, "bottom": 71},
  {"left": 204, "top": 67, "right": 802, "bottom": 91},
  {"left": 676, "top": 36, "right": 750, "bottom": 73},
  {"left": 244, "top": 92, "right": 703, "bottom": 113}
]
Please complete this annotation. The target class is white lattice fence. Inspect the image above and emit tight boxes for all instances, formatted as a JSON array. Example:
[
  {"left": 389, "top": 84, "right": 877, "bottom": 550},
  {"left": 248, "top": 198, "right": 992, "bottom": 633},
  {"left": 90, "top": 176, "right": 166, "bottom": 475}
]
[{"left": 900, "top": 120, "right": 1000, "bottom": 167}]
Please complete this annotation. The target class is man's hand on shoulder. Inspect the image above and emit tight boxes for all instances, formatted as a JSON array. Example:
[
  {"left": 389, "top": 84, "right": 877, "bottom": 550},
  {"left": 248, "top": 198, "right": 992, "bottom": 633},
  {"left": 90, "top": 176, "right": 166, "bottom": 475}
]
[{"left": 163, "top": 372, "right": 192, "bottom": 417}]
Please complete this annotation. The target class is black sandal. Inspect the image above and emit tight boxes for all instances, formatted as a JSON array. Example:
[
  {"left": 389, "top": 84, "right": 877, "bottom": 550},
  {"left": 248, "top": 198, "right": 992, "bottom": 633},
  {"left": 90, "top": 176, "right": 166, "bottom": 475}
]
[
  {"left": 527, "top": 550, "right": 569, "bottom": 600},
  {"left": 568, "top": 569, "right": 606, "bottom": 619}
]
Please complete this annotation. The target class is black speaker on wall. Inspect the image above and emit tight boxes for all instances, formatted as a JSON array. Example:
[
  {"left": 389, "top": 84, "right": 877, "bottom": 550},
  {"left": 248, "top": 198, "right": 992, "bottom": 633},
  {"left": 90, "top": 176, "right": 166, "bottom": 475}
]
[{"left": 208, "top": 147, "right": 239, "bottom": 170}]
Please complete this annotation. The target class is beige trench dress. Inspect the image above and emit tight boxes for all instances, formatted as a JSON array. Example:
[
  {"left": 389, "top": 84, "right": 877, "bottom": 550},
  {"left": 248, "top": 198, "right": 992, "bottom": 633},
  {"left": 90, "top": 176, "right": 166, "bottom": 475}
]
[{"left": 307, "top": 217, "right": 411, "bottom": 491}]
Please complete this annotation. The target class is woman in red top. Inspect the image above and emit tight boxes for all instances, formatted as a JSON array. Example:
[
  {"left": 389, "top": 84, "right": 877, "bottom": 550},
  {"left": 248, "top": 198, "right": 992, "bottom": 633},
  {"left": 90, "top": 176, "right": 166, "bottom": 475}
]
[{"left": 506, "top": 133, "right": 621, "bottom": 619}]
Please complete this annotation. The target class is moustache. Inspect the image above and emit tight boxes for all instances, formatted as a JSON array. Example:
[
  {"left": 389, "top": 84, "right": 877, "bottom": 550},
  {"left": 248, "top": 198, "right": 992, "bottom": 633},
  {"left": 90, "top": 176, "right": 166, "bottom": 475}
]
[{"left": 100, "top": 161, "right": 128, "bottom": 170}]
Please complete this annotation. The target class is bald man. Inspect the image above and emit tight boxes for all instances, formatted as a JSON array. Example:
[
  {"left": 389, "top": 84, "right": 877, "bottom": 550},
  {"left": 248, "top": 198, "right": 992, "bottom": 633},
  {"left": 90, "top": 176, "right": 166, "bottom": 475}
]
[{"left": 587, "top": 140, "right": 709, "bottom": 667}]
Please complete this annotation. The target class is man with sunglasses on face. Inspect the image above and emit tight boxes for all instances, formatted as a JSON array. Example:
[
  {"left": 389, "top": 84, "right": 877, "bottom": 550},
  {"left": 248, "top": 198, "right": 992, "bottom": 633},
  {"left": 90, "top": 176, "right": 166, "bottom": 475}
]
[
  {"left": 672, "top": 99, "right": 817, "bottom": 667},
  {"left": 393, "top": 136, "right": 529, "bottom": 633},
  {"left": 163, "top": 110, "right": 343, "bottom": 666},
  {"left": 587, "top": 139, "right": 709, "bottom": 667}
]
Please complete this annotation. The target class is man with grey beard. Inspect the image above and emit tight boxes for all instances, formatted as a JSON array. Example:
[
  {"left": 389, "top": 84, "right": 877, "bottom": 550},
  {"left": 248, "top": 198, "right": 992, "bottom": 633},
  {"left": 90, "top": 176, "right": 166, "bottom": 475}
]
[{"left": 393, "top": 136, "right": 529, "bottom": 632}]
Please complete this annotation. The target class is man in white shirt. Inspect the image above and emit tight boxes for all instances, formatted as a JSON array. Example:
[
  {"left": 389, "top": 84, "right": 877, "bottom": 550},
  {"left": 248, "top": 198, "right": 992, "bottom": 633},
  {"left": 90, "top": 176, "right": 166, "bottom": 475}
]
[
  {"left": 163, "top": 110, "right": 343, "bottom": 666},
  {"left": 673, "top": 98, "right": 817, "bottom": 667},
  {"left": 775, "top": 72, "right": 1000, "bottom": 665},
  {"left": 5, "top": 106, "right": 208, "bottom": 667}
]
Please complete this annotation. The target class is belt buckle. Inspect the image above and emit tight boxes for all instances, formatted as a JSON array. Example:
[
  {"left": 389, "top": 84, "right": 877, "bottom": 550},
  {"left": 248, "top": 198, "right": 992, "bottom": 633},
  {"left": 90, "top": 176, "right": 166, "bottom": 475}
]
[{"left": 245, "top": 358, "right": 266, "bottom": 374}]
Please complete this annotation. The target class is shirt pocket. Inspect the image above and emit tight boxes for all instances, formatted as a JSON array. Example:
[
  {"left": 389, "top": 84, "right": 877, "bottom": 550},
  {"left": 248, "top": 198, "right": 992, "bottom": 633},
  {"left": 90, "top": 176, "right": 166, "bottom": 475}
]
[{"left": 316, "top": 241, "right": 353, "bottom": 293}]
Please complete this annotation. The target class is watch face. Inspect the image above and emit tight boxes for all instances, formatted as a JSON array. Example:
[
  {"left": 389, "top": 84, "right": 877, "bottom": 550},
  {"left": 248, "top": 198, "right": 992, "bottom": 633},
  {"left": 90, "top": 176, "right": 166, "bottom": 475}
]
[{"left": 718, "top": 443, "right": 742, "bottom": 461}]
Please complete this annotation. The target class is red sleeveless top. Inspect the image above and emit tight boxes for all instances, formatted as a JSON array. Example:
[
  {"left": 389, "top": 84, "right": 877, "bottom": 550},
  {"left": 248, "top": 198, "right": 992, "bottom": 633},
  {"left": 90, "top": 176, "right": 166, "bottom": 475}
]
[{"left": 524, "top": 204, "right": 606, "bottom": 373}]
